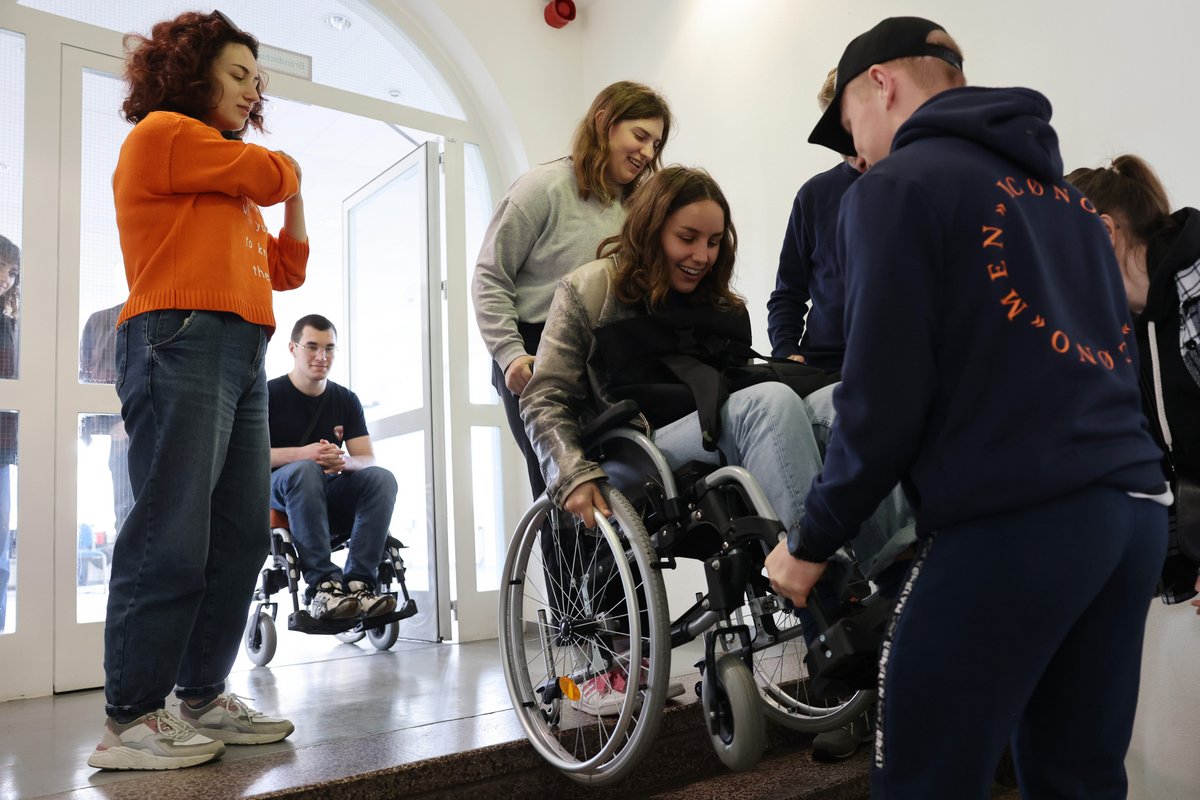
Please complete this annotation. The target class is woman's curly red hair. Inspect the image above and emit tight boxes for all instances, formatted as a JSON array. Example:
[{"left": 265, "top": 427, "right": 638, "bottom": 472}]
[{"left": 122, "top": 10, "right": 268, "bottom": 133}]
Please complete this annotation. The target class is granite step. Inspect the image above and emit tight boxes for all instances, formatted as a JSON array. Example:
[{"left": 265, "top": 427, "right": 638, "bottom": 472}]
[{"left": 254, "top": 691, "right": 870, "bottom": 800}]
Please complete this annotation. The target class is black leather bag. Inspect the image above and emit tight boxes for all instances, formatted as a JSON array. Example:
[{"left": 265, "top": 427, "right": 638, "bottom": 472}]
[{"left": 1173, "top": 473, "right": 1200, "bottom": 563}]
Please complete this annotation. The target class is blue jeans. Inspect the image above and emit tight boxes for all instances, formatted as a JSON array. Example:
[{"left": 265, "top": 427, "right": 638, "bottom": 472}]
[
  {"left": 804, "top": 382, "right": 917, "bottom": 580},
  {"left": 653, "top": 382, "right": 822, "bottom": 534},
  {"left": 270, "top": 461, "right": 397, "bottom": 596},
  {"left": 104, "top": 311, "right": 270, "bottom": 720}
]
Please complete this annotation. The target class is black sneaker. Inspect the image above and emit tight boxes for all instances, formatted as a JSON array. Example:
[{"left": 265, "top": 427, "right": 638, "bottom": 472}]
[{"left": 812, "top": 710, "right": 873, "bottom": 762}]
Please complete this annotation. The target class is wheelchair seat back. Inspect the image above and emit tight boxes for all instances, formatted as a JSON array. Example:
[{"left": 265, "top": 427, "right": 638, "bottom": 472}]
[{"left": 269, "top": 507, "right": 355, "bottom": 552}]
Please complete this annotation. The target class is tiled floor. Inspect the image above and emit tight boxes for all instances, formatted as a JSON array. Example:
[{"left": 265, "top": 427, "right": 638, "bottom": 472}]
[
  {"left": 1, "top": 632, "right": 507, "bottom": 799},
  {"left": 0, "top": 629, "right": 709, "bottom": 800}
]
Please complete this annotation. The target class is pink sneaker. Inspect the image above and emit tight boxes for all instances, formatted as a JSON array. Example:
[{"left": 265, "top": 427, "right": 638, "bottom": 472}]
[
  {"left": 571, "top": 668, "right": 631, "bottom": 716},
  {"left": 570, "top": 661, "right": 685, "bottom": 717}
]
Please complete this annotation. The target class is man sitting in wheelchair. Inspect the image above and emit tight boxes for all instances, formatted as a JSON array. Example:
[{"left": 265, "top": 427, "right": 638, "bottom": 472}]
[{"left": 268, "top": 314, "right": 398, "bottom": 620}]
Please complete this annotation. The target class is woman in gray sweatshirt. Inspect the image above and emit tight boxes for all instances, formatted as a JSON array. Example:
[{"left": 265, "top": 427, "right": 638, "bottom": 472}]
[{"left": 471, "top": 80, "right": 672, "bottom": 496}]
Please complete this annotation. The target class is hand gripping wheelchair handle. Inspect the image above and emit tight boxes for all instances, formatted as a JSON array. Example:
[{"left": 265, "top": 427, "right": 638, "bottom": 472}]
[{"left": 799, "top": 557, "right": 897, "bottom": 691}]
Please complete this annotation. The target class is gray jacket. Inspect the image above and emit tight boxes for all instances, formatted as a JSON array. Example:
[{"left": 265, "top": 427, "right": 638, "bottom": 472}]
[
  {"left": 471, "top": 158, "right": 626, "bottom": 373},
  {"left": 519, "top": 257, "right": 648, "bottom": 505}
]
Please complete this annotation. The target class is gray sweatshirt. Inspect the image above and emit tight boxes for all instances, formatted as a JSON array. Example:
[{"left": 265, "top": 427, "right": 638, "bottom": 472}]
[{"left": 471, "top": 158, "right": 626, "bottom": 372}]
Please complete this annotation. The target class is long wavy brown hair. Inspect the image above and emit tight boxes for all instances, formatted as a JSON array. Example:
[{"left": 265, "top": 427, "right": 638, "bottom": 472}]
[
  {"left": 571, "top": 81, "right": 672, "bottom": 206},
  {"left": 122, "top": 10, "right": 268, "bottom": 134},
  {"left": 603, "top": 166, "right": 741, "bottom": 311}
]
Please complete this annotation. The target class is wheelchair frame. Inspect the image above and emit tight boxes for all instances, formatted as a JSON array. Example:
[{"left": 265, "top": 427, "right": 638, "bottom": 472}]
[
  {"left": 498, "top": 401, "right": 874, "bottom": 785},
  {"left": 243, "top": 520, "right": 418, "bottom": 667}
]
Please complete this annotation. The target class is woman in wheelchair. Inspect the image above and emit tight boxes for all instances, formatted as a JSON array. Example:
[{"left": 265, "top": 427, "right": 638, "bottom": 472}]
[
  {"left": 518, "top": 165, "right": 832, "bottom": 719},
  {"left": 522, "top": 164, "right": 824, "bottom": 542}
]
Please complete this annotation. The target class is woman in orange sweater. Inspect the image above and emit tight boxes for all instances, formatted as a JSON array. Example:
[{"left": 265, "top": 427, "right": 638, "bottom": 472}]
[{"left": 89, "top": 11, "right": 307, "bottom": 772}]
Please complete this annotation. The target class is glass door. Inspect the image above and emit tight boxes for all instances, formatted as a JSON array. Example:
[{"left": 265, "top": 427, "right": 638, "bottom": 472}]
[
  {"left": 0, "top": 23, "right": 47, "bottom": 701},
  {"left": 344, "top": 141, "right": 448, "bottom": 642},
  {"left": 54, "top": 45, "right": 129, "bottom": 692}
]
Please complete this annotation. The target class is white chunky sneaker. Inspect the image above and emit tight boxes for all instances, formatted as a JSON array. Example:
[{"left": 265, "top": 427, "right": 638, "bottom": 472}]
[
  {"left": 346, "top": 579, "right": 398, "bottom": 617},
  {"left": 87, "top": 708, "right": 225, "bottom": 770},
  {"left": 178, "top": 693, "right": 294, "bottom": 745},
  {"left": 309, "top": 580, "right": 360, "bottom": 619}
]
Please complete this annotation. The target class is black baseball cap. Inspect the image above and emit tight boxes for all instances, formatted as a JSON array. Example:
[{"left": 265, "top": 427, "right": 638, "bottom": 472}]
[{"left": 808, "top": 17, "right": 963, "bottom": 156}]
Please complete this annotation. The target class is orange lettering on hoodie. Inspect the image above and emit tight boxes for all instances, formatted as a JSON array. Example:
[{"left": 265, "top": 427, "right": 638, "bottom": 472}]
[{"left": 1000, "top": 289, "right": 1028, "bottom": 321}]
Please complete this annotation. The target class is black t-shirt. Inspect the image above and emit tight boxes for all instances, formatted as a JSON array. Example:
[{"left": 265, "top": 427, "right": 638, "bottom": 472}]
[{"left": 267, "top": 376, "right": 369, "bottom": 463}]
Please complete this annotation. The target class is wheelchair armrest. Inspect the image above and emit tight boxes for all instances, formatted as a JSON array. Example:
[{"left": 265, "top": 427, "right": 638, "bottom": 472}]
[{"left": 579, "top": 399, "right": 641, "bottom": 451}]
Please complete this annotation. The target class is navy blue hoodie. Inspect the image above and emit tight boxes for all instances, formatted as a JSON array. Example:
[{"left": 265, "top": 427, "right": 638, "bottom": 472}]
[
  {"left": 799, "top": 87, "right": 1165, "bottom": 560},
  {"left": 767, "top": 161, "right": 860, "bottom": 369}
]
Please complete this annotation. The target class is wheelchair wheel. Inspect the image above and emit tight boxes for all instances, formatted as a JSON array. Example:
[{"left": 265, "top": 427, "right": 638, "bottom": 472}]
[
  {"left": 732, "top": 602, "right": 873, "bottom": 732},
  {"left": 367, "top": 621, "right": 400, "bottom": 651},
  {"left": 244, "top": 611, "right": 277, "bottom": 667},
  {"left": 334, "top": 630, "right": 366, "bottom": 644},
  {"left": 498, "top": 485, "right": 670, "bottom": 787},
  {"left": 703, "top": 654, "right": 765, "bottom": 772}
]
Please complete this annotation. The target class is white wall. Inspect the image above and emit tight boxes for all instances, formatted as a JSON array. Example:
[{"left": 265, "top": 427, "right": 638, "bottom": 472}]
[
  {"left": 398, "top": 0, "right": 596, "bottom": 188},
  {"left": 575, "top": 0, "right": 1200, "bottom": 349}
]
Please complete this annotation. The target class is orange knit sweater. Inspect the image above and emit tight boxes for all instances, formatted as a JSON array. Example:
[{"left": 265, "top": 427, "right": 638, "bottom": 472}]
[{"left": 113, "top": 111, "right": 308, "bottom": 332}]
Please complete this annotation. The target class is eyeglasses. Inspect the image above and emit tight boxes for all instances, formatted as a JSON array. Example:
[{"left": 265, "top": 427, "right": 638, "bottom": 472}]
[{"left": 296, "top": 343, "right": 337, "bottom": 356}]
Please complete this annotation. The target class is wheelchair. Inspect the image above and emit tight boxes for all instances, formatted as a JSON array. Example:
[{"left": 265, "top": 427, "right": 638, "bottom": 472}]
[
  {"left": 498, "top": 400, "right": 879, "bottom": 786},
  {"left": 243, "top": 507, "right": 418, "bottom": 667}
]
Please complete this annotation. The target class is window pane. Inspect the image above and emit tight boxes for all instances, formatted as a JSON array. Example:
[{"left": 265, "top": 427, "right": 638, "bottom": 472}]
[
  {"left": 373, "top": 432, "right": 429, "bottom": 593},
  {"left": 471, "top": 427, "right": 504, "bottom": 592},
  {"left": 243, "top": 97, "right": 430, "bottom": 382},
  {"left": 18, "top": 0, "right": 465, "bottom": 118},
  {"left": 348, "top": 158, "right": 426, "bottom": 420},
  {"left": 0, "top": 414, "right": 15, "bottom": 635},
  {"left": 0, "top": 29, "right": 25, "bottom": 383},
  {"left": 79, "top": 69, "right": 129, "bottom": 378},
  {"left": 465, "top": 143, "right": 497, "bottom": 406},
  {"left": 77, "top": 414, "right": 127, "bottom": 623}
]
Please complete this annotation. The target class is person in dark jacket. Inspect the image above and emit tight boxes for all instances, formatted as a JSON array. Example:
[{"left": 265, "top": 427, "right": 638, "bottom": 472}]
[
  {"left": 766, "top": 16, "right": 1169, "bottom": 799},
  {"left": 770, "top": 67, "right": 914, "bottom": 764},
  {"left": 1068, "top": 154, "right": 1200, "bottom": 609},
  {"left": 767, "top": 67, "right": 865, "bottom": 370}
]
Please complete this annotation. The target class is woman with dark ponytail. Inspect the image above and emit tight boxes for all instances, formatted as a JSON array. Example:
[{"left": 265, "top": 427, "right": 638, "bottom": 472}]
[{"left": 1068, "top": 155, "right": 1200, "bottom": 609}]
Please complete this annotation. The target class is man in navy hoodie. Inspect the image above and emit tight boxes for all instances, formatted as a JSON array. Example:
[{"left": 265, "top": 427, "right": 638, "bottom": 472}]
[{"left": 765, "top": 16, "right": 1169, "bottom": 799}]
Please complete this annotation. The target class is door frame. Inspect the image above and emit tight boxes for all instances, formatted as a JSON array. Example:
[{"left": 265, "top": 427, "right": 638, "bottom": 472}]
[{"left": 343, "top": 140, "right": 451, "bottom": 642}]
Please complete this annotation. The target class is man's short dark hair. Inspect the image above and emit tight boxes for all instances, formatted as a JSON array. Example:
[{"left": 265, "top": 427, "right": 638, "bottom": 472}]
[{"left": 291, "top": 314, "right": 337, "bottom": 342}]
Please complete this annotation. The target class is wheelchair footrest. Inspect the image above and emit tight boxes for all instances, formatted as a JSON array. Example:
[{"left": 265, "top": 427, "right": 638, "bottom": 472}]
[
  {"left": 803, "top": 596, "right": 895, "bottom": 690},
  {"left": 334, "top": 601, "right": 420, "bottom": 634},
  {"left": 287, "top": 610, "right": 362, "bottom": 635},
  {"left": 288, "top": 599, "right": 418, "bottom": 636},
  {"left": 367, "top": 598, "right": 418, "bottom": 626}
]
